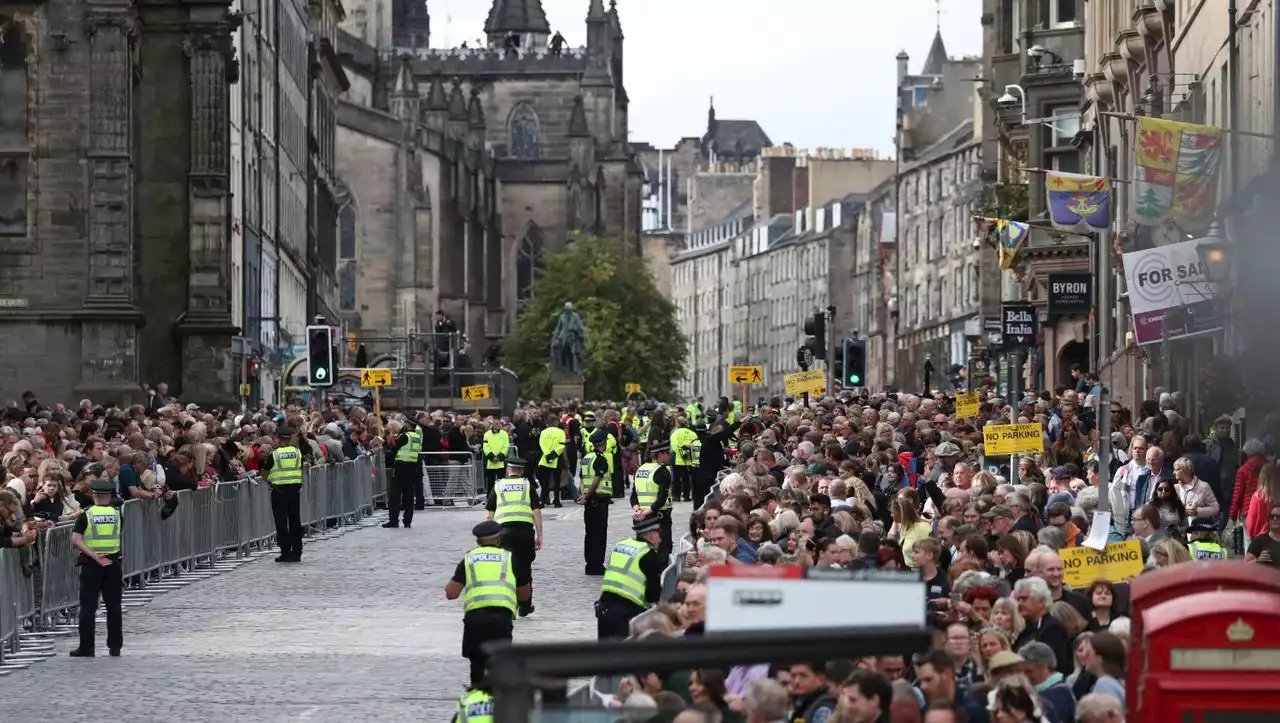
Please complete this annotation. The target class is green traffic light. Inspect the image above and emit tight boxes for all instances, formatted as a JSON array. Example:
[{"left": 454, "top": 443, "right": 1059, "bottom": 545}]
[{"left": 848, "top": 374, "right": 861, "bottom": 384}]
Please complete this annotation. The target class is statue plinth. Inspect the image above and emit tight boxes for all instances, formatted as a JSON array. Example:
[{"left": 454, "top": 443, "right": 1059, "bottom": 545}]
[{"left": 551, "top": 371, "right": 585, "bottom": 400}]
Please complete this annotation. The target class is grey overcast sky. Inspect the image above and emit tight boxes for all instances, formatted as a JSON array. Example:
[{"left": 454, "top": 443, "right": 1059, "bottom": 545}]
[{"left": 427, "top": 0, "right": 984, "bottom": 156}]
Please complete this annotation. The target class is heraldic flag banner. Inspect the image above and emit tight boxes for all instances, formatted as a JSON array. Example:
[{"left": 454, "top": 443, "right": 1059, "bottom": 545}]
[
  {"left": 1132, "top": 117, "right": 1223, "bottom": 229},
  {"left": 1046, "top": 171, "right": 1112, "bottom": 232},
  {"left": 997, "top": 219, "right": 1029, "bottom": 270}
]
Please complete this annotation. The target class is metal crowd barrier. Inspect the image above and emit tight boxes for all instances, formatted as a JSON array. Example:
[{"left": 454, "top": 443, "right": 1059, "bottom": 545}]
[
  {"left": 0, "top": 455, "right": 380, "bottom": 664},
  {"left": 420, "top": 450, "right": 483, "bottom": 505}
]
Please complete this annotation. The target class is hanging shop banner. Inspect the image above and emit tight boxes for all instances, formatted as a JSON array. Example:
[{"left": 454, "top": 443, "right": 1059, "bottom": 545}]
[
  {"left": 1122, "top": 237, "right": 1221, "bottom": 345},
  {"left": 1001, "top": 303, "right": 1039, "bottom": 349},
  {"left": 1047, "top": 273, "right": 1092, "bottom": 316}
]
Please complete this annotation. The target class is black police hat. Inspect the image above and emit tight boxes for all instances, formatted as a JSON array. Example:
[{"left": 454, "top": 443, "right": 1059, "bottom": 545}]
[
  {"left": 649, "top": 441, "right": 670, "bottom": 454},
  {"left": 276, "top": 425, "right": 296, "bottom": 438},
  {"left": 1188, "top": 521, "right": 1218, "bottom": 534},
  {"left": 472, "top": 521, "right": 503, "bottom": 540},
  {"left": 90, "top": 478, "right": 115, "bottom": 493},
  {"left": 505, "top": 451, "right": 526, "bottom": 467},
  {"left": 633, "top": 513, "right": 662, "bottom": 535},
  {"left": 589, "top": 430, "right": 609, "bottom": 447}
]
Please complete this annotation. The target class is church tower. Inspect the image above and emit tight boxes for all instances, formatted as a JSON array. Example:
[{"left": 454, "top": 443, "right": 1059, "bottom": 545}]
[
  {"left": 392, "top": 0, "right": 430, "bottom": 51},
  {"left": 485, "top": 0, "right": 551, "bottom": 50}
]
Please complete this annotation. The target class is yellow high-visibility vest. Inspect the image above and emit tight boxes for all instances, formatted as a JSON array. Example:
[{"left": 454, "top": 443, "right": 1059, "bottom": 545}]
[
  {"left": 601, "top": 537, "right": 650, "bottom": 606},
  {"left": 580, "top": 452, "right": 614, "bottom": 495},
  {"left": 462, "top": 546, "right": 518, "bottom": 615},
  {"left": 634, "top": 462, "right": 671, "bottom": 510},
  {"left": 482, "top": 430, "right": 509, "bottom": 470},
  {"left": 395, "top": 430, "right": 422, "bottom": 464},
  {"left": 83, "top": 505, "right": 121, "bottom": 555},
  {"left": 268, "top": 445, "right": 303, "bottom": 485},
  {"left": 493, "top": 478, "right": 534, "bottom": 525}
]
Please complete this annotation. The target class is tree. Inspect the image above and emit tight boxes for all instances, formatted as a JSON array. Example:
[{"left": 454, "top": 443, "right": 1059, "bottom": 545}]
[{"left": 505, "top": 233, "right": 688, "bottom": 401}]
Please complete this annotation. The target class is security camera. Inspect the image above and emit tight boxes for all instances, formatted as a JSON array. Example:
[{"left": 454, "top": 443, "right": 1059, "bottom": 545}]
[
  {"left": 972, "top": 236, "right": 983, "bottom": 250},
  {"left": 1027, "top": 45, "right": 1045, "bottom": 59},
  {"left": 997, "top": 92, "right": 1019, "bottom": 108}
]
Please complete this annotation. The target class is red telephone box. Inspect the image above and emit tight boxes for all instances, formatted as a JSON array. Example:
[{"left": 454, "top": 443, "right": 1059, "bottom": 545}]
[{"left": 1130, "top": 562, "right": 1280, "bottom": 722}]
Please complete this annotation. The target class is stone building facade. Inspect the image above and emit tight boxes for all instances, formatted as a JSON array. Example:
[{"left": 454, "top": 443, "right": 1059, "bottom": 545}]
[
  {"left": 0, "top": 0, "right": 241, "bottom": 405},
  {"left": 335, "top": 0, "right": 644, "bottom": 348}
]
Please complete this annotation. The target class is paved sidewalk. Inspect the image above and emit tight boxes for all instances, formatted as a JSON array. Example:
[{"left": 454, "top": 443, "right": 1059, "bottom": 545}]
[{"left": 0, "top": 500, "right": 688, "bottom": 722}]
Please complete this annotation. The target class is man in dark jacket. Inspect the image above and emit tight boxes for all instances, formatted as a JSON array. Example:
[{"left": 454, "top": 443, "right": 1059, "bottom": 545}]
[
  {"left": 1013, "top": 577, "right": 1073, "bottom": 675},
  {"left": 1019, "top": 641, "right": 1075, "bottom": 723}
]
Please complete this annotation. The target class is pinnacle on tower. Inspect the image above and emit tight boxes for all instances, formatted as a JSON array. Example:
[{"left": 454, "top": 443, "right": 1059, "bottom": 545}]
[
  {"left": 587, "top": 0, "right": 606, "bottom": 21},
  {"left": 568, "top": 95, "right": 590, "bottom": 137},
  {"left": 425, "top": 77, "right": 448, "bottom": 110},
  {"left": 467, "top": 88, "right": 486, "bottom": 129},
  {"left": 447, "top": 78, "right": 467, "bottom": 120}
]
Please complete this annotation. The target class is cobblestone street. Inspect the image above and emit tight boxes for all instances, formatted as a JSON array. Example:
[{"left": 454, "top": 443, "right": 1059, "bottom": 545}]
[{"left": 0, "top": 500, "right": 685, "bottom": 722}]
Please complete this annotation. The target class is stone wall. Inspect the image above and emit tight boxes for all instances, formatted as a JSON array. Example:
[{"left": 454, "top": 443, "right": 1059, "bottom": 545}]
[{"left": 690, "top": 173, "right": 754, "bottom": 231}]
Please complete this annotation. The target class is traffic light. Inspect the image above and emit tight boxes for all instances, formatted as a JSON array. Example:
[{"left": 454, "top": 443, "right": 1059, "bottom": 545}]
[
  {"left": 842, "top": 336, "right": 868, "bottom": 387},
  {"left": 306, "top": 325, "right": 335, "bottom": 387},
  {"left": 803, "top": 312, "right": 827, "bottom": 360}
]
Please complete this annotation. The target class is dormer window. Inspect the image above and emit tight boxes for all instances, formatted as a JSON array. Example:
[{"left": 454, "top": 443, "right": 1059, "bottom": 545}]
[{"left": 914, "top": 87, "right": 930, "bottom": 107}]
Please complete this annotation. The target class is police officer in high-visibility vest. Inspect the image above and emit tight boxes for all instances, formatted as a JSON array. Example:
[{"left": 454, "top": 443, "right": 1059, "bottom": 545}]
[
  {"left": 631, "top": 442, "right": 675, "bottom": 558},
  {"left": 481, "top": 418, "right": 509, "bottom": 496},
  {"left": 384, "top": 419, "right": 422, "bottom": 529},
  {"left": 595, "top": 513, "right": 666, "bottom": 640},
  {"left": 670, "top": 418, "right": 698, "bottom": 502},
  {"left": 69, "top": 477, "right": 124, "bottom": 657},
  {"left": 579, "top": 430, "right": 613, "bottom": 575},
  {"left": 261, "top": 425, "right": 306, "bottom": 562},
  {"left": 1188, "top": 521, "right": 1228, "bottom": 560},
  {"left": 537, "top": 418, "right": 567, "bottom": 508},
  {"left": 452, "top": 685, "right": 495, "bottom": 723},
  {"left": 446, "top": 521, "right": 531, "bottom": 686},
  {"left": 486, "top": 452, "right": 543, "bottom": 617}
]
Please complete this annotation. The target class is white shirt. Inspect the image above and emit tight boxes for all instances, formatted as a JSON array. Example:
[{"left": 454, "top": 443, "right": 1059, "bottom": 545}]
[{"left": 5, "top": 477, "right": 27, "bottom": 505}]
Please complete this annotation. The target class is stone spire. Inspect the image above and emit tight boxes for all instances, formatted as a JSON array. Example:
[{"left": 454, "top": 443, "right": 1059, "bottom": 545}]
[
  {"left": 447, "top": 77, "right": 467, "bottom": 120},
  {"left": 393, "top": 0, "right": 431, "bottom": 51},
  {"left": 485, "top": 0, "right": 550, "bottom": 47},
  {"left": 467, "top": 88, "right": 486, "bottom": 129},
  {"left": 608, "top": 0, "right": 622, "bottom": 39},
  {"left": 583, "top": 0, "right": 611, "bottom": 86},
  {"left": 425, "top": 76, "right": 448, "bottom": 110}
]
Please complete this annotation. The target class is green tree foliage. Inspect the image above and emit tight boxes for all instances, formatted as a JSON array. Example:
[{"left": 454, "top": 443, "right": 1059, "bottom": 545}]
[{"left": 505, "top": 233, "right": 688, "bottom": 400}]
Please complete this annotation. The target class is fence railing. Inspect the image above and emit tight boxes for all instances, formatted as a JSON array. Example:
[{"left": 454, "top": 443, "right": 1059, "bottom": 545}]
[{"left": 0, "top": 455, "right": 388, "bottom": 664}]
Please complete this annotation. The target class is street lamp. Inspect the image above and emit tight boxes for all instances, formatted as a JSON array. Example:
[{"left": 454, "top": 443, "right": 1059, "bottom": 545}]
[
  {"left": 1196, "top": 221, "right": 1231, "bottom": 284},
  {"left": 998, "top": 83, "right": 1080, "bottom": 137}
]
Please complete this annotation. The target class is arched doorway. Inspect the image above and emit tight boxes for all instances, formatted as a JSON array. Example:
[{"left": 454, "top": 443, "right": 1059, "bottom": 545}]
[{"left": 1058, "top": 341, "right": 1090, "bottom": 389}]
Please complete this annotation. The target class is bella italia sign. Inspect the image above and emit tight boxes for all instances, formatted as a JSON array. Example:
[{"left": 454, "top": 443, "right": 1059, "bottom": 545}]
[{"left": 1001, "top": 302, "right": 1039, "bottom": 349}]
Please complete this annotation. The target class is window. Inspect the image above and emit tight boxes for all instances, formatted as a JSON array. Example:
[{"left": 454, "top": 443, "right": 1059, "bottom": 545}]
[
  {"left": 338, "top": 205, "right": 356, "bottom": 259},
  {"left": 1050, "top": 152, "right": 1080, "bottom": 174},
  {"left": 1051, "top": 0, "right": 1078, "bottom": 28},
  {"left": 914, "top": 87, "right": 929, "bottom": 107},
  {"left": 1048, "top": 106, "right": 1080, "bottom": 147},
  {"left": 0, "top": 18, "right": 29, "bottom": 236},
  {"left": 508, "top": 103, "right": 541, "bottom": 159},
  {"left": 516, "top": 226, "right": 543, "bottom": 304},
  {"left": 339, "top": 264, "right": 356, "bottom": 310}
]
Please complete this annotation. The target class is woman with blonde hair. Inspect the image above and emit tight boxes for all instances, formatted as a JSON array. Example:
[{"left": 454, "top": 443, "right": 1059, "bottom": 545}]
[
  {"left": 1050, "top": 600, "right": 1088, "bottom": 641},
  {"left": 991, "top": 596, "right": 1025, "bottom": 641},
  {"left": 832, "top": 510, "right": 858, "bottom": 536},
  {"left": 975, "top": 626, "right": 1014, "bottom": 678},
  {"left": 1151, "top": 538, "right": 1193, "bottom": 568},
  {"left": 890, "top": 496, "right": 932, "bottom": 569}
]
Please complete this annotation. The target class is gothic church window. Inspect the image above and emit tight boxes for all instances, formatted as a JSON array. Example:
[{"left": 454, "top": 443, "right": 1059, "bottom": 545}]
[
  {"left": 508, "top": 103, "right": 541, "bottom": 159},
  {"left": 338, "top": 204, "right": 357, "bottom": 310},
  {"left": 516, "top": 226, "right": 542, "bottom": 307},
  {"left": 0, "top": 18, "right": 29, "bottom": 236}
]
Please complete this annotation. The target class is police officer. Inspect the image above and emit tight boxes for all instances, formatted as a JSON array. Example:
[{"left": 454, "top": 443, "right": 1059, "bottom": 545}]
[
  {"left": 262, "top": 425, "right": 305, "bottom": 562},
  {"left": 1188, "top": 521, "right": 1228, "bottom": 560},
  {"left": 446, "top": 521, "right": 530, "bottom": 687},
  {"left": 452, "top": 684, "right": 495, "bottom": 723},
  {"left": 579, "top": 430, "right": 613, "bottom": 576},
  {"left": 384, "top": 418, "right": 423, "bottom": 528},
  {"left": 481, "top": 418, "right": 509, "bottom": 495},
  {"left": 596, "top": 513, "right": 666, "bottom": 640},
  {"left": 486, "top": 452, "right": 543, "bottom": 617},
  {"left": 537, "top": 417, "right": 566, "bottom": 508},
  {"left": 69, "top": 477, "right": 124, "bottom": 657},
  {"left": 669, "top": 418, "right": 698, "bottom": 502},
  {"left": 632, "top": 442, "right": 674, "bottom": 558}
]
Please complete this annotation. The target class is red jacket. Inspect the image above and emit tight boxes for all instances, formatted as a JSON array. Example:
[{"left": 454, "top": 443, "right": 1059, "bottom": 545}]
[{"left": 1231, "top": 455, "right": 1266, "bottom": 521}]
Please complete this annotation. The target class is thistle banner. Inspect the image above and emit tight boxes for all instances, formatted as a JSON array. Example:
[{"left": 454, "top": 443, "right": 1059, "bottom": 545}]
[
  {"left": 1046, "top": 171, "right": 1112, "bottom": 232},
  {"left": 1132, "top": 117, "right": 1223, "bottom": 230}
]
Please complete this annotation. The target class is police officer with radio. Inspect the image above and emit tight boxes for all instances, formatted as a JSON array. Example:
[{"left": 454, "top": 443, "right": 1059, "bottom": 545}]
[
  {"left": 486, "top": 452, "right": 543, "bottom": 617},
  {"left": 595, "top": 513, "right": 666, "bottom": 640},
  {"left": 631, "top": 442, "right": 675, "bottom": 558},
  {"left": 446, "top": 521, "right": 531, "bottom": 686},
  {"left": 69, "top": 477, "right": 124, "bottom": 657},
  {"left": 261, "top": 425, "right": 305, "bottom": 562},
  {"left": 579, "top": 430, "right": 613, "bottom": 576},
  {"left": 385, "top": 418, "right": 423, "bottom": 528}
]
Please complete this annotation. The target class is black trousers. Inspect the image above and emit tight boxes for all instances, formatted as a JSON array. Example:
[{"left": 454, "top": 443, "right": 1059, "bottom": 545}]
[
  {"left": 596, "top": 595, "right": 644, "bottom": 640},
  {"left": 536, "top": 466, "right": 561, "bottom": 506},
  {"left": 483, "top": 467, "right": 503, "bottom": 495},
  {"left": 583, "top": 501, "right": 609, "bottom": 573},
  {"left": 270, "top": 484, "right": 303, "bottom": 557},
  {"left": 79, "top": 558, "right": 123, "bottom": 652},
  {"left": 611, "top": 451, "right": 626, "bottom": 499},
  {"left": 462, "top": 610, "right": 514, "bottom": 687},
  {"left": 692, "top": 469, "right": 711, "bottom": 509},
  {"left": 500, "top": 524, "right": 536, "bottom": 597},
  {"left": 389, "top": 463, "right": 417, "bottom": 525},
  {"left": 673, "top": 466, "right": 693, "bottom": 501},
  {"left": 658, "top": 509, "right": 673, "bottom": 560}
]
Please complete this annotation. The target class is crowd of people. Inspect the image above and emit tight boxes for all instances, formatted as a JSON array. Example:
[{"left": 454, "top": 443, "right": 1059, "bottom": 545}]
[{"left": 553, "top": 382, "right": 1280, "bottom": 723}]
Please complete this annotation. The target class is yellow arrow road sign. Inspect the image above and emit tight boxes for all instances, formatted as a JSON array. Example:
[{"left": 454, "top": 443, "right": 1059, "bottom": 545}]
[
  {"left": 461, "top": 384, "right": 491, "bottom": 401},
  {"left": 360, "top": 368, "right": 392, "bottom": 388},
  {"left": 728, "top": 366, "right": 764, "bottom": 385}
]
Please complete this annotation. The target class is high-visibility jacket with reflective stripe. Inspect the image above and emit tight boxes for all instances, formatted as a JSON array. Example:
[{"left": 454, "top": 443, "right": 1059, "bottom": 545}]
[
  {"left": 482, "top": 430, "right": 509, "bottom": 470},
  {"left": 493, "top": 478, "right": 535, "bottom": 525},
  {"left": 538, "top": 427, "right": 566, "bottom": 469},
  {"left": 634, "top": 463, "right": 670, "bottom": 510},
  {"left": 580, "top": 452, "right": 613, "bottom": 495},
  {"left": 1190, "top": 541, "right": 1227, "bottom": 560},
  {"left": 601, "top": 537, "right": 650, "bottom": 606},
  {"left": 454, "top": 689, "right": 495, "bottom": 723},
  {"left": 671, "top": 428, "right": 698, "bottom": 467},
  {"left": 462, "top": 545, "right": 518, "bottom": 615},
  {"left": 83, "top": 505, "right": 121, "bottom": 555},
  {"left": 690, "top": 438, "right": 703, "bottom": 466},
  {"left": 394, "top": 430, "right": 422, "bottom": 464},
  {"left": 268, "top": 446, "right": 303, "bottom": 485}
]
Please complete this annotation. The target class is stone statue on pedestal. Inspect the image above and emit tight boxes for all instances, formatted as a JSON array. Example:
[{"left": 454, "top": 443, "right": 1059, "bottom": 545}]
[{"left": 550, "top": 302, "right": 587, "bottom": 376}]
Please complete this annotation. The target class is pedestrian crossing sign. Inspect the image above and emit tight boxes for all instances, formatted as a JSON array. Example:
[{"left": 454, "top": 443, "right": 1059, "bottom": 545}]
[
  {"left": 360, "top": 368, "right": 392, "bottom": 388},
  {"left": 461, "top": 384, "right": 491, "bottom": 401},
  {"left": 625, "top": 383, "right": 642, "bottom": 394},
  {"left": 728, "top": 366, "right": 764, "bottom": 386}
]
